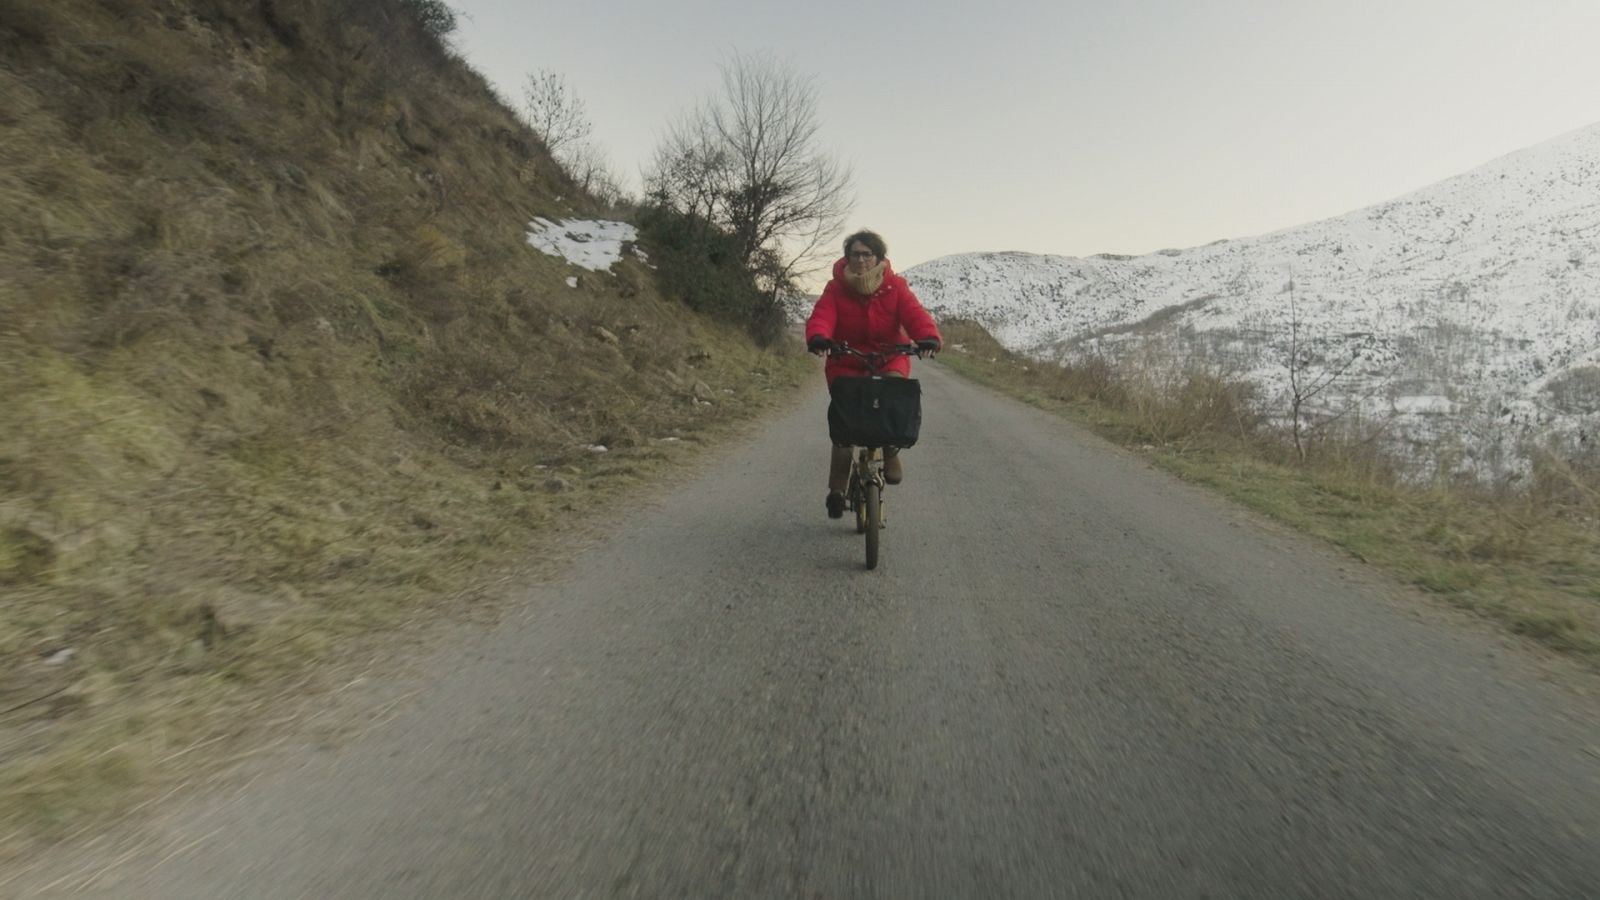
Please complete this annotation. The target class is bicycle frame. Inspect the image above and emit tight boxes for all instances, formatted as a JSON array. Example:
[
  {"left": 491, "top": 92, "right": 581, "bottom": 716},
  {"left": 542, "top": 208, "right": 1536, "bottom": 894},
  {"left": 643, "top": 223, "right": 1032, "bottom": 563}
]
[{"left": 825, "top": 342, "right": 918, "bottom": 569}]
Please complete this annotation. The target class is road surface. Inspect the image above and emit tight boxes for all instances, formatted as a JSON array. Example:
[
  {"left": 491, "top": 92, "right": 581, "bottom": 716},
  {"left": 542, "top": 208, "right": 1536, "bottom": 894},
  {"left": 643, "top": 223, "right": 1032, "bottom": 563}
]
[{"left": 19, "top": 362, "right": 1600, "bottom": 898}]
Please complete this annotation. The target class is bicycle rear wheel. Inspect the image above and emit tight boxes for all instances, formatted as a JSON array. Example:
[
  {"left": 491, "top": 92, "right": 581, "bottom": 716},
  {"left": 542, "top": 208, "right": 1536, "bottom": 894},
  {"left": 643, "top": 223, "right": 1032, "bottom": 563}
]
[{"left": 864, "top": 480, "right": 880, "bottom": 569}]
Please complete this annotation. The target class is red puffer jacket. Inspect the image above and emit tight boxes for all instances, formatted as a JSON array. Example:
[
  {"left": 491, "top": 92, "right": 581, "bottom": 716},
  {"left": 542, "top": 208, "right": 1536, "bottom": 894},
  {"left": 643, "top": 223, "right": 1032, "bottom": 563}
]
[{"left": 804, "top": 257, "right": 941, "bottom": 385}]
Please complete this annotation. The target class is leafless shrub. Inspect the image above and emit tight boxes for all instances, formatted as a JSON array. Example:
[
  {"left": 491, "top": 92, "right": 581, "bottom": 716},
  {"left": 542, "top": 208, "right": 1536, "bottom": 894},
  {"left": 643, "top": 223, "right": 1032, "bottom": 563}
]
[
  {"left": 1055, "top": 355, "right": 1126, "bottom": 405},
  {"left": 564, "top": 140, "right": 628, "bottom": 207},
  {"left": 1123, "top": 363, "right": 1258, "bottom": 448}
]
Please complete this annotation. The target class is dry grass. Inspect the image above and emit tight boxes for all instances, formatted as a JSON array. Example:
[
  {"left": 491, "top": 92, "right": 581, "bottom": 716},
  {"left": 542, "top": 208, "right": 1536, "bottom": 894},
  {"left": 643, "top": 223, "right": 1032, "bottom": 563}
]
[
  {"left": 0, "top": 0, "right": 812, "bottom": 854},
  {"left": 938, "top": 319, "right": 1600, "bottom": 662}
]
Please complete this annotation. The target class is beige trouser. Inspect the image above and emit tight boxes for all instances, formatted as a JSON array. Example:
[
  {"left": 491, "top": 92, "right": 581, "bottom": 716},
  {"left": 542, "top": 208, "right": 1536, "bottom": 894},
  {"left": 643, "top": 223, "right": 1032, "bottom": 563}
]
[{"left": 827, "top": 446, "right": 853, "bottom": 493}]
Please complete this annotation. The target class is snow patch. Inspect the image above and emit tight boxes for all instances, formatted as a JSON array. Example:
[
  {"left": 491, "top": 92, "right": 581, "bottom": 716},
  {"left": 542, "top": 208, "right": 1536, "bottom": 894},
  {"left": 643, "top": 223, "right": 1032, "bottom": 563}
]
[{"left": 527, "top": 218, "right": 638, "bottom": 272}]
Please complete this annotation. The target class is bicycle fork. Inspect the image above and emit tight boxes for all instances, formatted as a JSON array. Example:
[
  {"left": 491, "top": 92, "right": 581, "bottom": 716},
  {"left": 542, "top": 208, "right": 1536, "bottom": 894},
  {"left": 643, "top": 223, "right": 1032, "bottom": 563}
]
[{"left": 851, "top": 448, "right": 887, "bottom": 528}]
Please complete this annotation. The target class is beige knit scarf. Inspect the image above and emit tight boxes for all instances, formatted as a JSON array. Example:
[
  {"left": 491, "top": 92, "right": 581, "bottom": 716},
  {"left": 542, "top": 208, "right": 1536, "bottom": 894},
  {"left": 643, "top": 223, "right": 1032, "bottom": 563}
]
[{"left": 843, "top": 261, "right": 886, "bottom": 298}]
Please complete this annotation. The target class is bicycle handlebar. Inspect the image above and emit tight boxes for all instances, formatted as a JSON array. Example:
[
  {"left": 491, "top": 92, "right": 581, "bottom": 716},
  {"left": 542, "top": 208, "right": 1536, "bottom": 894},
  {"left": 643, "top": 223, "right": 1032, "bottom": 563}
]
[
  {"left": 821, "top": 342, "right": 925, "bottom": 374},
  {"left": 825, "top": 342, "right": 919, "bottom": 360}
]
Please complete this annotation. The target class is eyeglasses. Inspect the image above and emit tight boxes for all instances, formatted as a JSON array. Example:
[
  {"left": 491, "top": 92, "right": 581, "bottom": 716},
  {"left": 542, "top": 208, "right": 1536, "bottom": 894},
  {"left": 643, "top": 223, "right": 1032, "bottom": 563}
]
[{"left": 847, "top": 251, "right": 876, "bottom": 261}]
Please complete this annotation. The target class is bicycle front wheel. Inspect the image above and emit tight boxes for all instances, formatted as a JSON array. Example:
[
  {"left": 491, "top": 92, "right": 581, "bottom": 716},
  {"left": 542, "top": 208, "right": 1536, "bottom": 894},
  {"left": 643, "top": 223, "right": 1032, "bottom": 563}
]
[
  {"left": 864, "top": 480, "right": 880, "bottom": 569},
  {"left": 850, "top": 464, "right": 868, "bottom": 534}
]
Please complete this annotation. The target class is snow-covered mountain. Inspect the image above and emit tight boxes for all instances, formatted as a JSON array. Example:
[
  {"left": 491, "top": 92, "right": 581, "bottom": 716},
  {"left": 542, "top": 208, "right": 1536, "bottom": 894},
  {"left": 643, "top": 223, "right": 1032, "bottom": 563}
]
[{"left": 906, "top": 122, "right": 1600, "bottom": 476}]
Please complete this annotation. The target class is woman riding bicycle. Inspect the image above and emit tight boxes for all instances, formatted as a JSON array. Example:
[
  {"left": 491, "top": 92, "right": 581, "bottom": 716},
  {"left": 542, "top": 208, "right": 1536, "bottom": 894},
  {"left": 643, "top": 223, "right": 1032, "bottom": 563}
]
[{"left": 805, "top": 229, "right": 942, "bottom": 519}]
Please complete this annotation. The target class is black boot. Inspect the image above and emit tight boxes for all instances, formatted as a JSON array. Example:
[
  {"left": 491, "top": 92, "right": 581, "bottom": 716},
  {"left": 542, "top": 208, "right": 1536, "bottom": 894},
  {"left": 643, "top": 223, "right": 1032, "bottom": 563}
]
[{"left": 825, "top": 491, "right": 846, "bottom": 519}]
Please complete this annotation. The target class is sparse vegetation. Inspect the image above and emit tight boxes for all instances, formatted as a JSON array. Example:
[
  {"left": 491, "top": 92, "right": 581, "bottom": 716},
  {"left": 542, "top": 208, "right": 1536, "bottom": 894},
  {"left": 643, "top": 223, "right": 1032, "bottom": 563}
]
[
  {"left": 938, "top": 319, "right": 1600, "bottom": 662},
  {"left": 0, "top": 0, "right": 810, "bottom": 852},
  {"left": 520, "top": 69, "right": 626, "bottom": 206}
]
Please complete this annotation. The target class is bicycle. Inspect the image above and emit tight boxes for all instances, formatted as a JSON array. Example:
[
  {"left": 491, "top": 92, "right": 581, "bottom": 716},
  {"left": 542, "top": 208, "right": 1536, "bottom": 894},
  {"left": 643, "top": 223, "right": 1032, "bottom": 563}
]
[{"left": 824, "top": 343, "right": 925, "bottom": 570}]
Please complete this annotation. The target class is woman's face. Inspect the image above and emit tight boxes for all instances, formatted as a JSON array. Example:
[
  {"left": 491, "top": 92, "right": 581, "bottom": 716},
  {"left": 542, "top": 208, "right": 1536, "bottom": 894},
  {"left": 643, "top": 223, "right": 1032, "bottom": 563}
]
[{"left": 846, "top": 241, "right": 878, "bottom": 274}]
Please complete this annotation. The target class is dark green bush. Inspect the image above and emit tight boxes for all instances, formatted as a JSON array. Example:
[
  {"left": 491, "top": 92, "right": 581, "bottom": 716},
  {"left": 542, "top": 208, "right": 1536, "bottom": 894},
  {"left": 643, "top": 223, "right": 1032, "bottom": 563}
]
[{"left": 638, "top": 205, "right": 765, "bottom": 328}]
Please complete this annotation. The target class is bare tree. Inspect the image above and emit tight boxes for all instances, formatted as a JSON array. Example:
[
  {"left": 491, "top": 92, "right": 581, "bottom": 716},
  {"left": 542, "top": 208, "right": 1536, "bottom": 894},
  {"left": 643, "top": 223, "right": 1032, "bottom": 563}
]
[
  {"left": 1284, "top": 277, "right": 1375, "bottom": 461},
  {"left": 710, "top": 52, "right": 853, "bottom": 273},
  {"left": 522, "top": 69, "right": 591, "bottom": 158},
  {"left": 644, "top": 51, "right": 854, "bottom": 295},
  {"left": 645, "top": 109, "right": 731, "bottom": 228}
]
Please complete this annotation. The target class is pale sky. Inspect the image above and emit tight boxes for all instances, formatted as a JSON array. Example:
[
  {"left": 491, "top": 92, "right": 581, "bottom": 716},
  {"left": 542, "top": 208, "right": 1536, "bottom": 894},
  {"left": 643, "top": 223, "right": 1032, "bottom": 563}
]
[{"left": 446, "top": 0, "right": 1600, "bottom": 287}]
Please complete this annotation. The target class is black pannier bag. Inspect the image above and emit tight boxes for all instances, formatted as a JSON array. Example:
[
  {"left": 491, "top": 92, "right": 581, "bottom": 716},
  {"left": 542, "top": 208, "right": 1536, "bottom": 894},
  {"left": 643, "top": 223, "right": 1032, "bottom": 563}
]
[{"left": 827, "top": 376, "right": 922, "bottom": 448}]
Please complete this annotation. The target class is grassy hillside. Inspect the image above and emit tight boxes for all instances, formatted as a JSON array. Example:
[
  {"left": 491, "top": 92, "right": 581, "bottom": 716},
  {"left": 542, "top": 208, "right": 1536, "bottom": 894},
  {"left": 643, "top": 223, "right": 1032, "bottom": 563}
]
[{"left": 0, "top": 0, "right": 808, "bottom": 846}]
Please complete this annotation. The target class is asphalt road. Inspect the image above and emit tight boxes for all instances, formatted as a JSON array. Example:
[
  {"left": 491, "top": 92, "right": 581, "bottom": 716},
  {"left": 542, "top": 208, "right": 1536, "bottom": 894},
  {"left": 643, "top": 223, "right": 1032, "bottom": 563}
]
[{"left": 23, "top": 362, "right": 1600, "bottom": 898}]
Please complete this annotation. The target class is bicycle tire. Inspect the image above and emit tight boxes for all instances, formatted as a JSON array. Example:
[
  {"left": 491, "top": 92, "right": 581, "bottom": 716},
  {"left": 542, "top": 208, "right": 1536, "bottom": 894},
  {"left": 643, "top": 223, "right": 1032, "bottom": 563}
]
[{"left": 864, "top": 479, "right": 880, "bottom": 569}]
